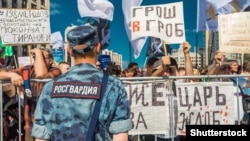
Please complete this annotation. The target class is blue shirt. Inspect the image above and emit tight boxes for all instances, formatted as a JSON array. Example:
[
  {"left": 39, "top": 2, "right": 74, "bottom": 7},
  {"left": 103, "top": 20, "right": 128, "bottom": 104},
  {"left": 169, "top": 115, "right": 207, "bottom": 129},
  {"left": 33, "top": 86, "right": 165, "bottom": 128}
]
[{"left": 31, "top": 63, "right": 132, "bottom": 141}]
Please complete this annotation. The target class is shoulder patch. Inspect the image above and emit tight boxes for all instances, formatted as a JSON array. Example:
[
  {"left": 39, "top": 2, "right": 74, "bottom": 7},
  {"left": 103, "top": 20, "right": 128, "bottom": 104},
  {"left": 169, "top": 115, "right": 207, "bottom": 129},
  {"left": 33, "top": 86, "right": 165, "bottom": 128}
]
[{"left": 51, "top": 81, "right": 101, "bottom": 99}]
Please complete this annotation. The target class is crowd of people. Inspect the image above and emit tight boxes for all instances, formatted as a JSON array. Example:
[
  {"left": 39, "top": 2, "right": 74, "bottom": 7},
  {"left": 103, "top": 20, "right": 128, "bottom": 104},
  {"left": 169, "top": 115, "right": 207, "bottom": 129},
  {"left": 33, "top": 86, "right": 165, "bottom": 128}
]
[{"left": 0, "top": 22, "right": 250, "bottom": 141}]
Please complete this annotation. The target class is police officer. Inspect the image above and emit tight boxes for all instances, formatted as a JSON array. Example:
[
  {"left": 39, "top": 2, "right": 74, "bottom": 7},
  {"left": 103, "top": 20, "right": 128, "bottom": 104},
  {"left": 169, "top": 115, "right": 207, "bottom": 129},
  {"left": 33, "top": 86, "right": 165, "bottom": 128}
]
[{"left": 31, "top": 23, "right": 132, "bottom": 141}]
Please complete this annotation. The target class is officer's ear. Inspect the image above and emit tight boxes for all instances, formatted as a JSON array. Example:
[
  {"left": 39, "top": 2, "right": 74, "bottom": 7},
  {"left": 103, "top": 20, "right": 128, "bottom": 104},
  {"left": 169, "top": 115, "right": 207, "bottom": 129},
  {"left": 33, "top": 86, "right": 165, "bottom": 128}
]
[
  {"left": 67, "top": 44, "right": 73, "bottom": 56},
  {"left": 95, "top": 42, "right": 101, "bottom": 54}
]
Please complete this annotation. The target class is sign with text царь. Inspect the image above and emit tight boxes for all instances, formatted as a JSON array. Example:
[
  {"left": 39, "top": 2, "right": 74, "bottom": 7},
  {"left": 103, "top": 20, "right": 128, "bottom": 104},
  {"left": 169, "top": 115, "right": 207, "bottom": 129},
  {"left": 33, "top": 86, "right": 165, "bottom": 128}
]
[
  {"left": 0, "top": 9, "right": 51, "bottom": 45},
  {"left": 175, "top": 82, "right": 235, "bottom": 135},
  {"left": 131, "top": 2, "right": 185, "bottom": 44}
]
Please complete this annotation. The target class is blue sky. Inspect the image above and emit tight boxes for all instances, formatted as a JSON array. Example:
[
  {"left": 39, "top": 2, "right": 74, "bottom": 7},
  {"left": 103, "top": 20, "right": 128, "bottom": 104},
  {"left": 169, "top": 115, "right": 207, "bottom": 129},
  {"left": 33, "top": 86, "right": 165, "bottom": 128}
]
[{"left": 50, "top": 0, "right": 202, "bottom": 69}]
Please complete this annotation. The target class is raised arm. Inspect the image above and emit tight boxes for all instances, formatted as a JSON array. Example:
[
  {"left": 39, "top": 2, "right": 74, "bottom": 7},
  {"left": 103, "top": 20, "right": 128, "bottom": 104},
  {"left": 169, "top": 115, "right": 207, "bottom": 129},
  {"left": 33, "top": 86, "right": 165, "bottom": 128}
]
[
  {"left": 182, "top": 41, "right": 193, "bottom": 76},
  {"left": 151, "top": 56, "right": 170, "bottom": 77},
  {"left": 207, "top": 51, "right": 224, "bottom": 75}
]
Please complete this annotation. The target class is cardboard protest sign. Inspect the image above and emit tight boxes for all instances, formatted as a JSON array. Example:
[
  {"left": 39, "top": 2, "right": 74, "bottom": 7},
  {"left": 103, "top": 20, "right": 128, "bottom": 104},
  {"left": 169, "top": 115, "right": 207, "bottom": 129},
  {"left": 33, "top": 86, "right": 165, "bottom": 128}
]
[
  {"left": 175, "top": 82, "right": 235, "bottom": 135},
  {"left": 131, "top": 2, "right": 185, "bottom": 44},
  {"left": 218, "top": 12, "right": 250, "bottom": 53},
  {"left": 0, "top": 9, "right": 51, "bottom": 45},
  {"left": 124, "top": 81, "right": 173, "bottom": 136}
]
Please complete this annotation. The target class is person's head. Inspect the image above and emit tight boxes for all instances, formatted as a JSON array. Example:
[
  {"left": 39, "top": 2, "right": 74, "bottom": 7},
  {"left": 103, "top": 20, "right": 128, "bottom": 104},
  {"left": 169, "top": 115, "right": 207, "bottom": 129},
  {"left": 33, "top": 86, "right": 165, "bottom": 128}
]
[
  {"left": 192, "top": 68, "right": 202, "bottom": 82},
  {"left": 215, "top": 64, "right": 232, "bottom": 82},
  {"left": 59, "top": 61, "right": 71, "bottom": 74},
  {"left": 199, "top": 67, "right": 207, "bottom": 75},
  {"left": 228, "top": 59, "right": 239, "bottom": 74},
  {"left": 41, "top": 48, "right": 54, "bottom": 68},
  {"left": 169, "top": 57, "right": 178, "bottom": 69},
  {"left": 178, "top": 67, "right": 186, "bottom": 76},
  {"left": 145, "top": 57, "right": 159, "bottom": 76},
  {"left": 122, "top": 67, "right": 136, "bottom": 77},
  {"left": 127, "top": 62, "right": 140, "bottom": 76},
  {"left": 162, "top": 57, "right": 178, "bottom": 76},
  {"left": 142, "top": 67, "right": 147, "bottom": 76},
  {"left": 128, "top": 62, "right": 138, "bottom": 69},
  {"left": 243, "top": 61, "right": 250, "bottom": 73},
  {"left": 115, "top": 64, "right": 122, "bottom": 77},
  {"left": 217, "top": 64, "right": 231, "bottom": 75},
  {"left": 67, "top": 23, "right": 100, "bottom": 65}
]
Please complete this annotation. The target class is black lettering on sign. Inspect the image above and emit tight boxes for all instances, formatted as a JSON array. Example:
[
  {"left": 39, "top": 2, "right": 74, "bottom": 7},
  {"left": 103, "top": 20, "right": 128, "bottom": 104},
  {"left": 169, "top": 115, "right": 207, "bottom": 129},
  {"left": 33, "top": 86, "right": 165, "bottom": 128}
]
[
  {"left": 195, "top": 112, "right": 202, "bottom": 125},
  {"left": 177, "top": 86, "right": 227, "bottom": 109},
  {"left": 0, "top": 27, "right": 46, "bottom": 34},
  {"left": 146, "top": 20, "right": 184, "bottom": 38},
  {"left": 145, "top": 6, "right": 176, "bottom": 19},
  {"left": 152, "top": 82, "right": 165, "bottom": 106},
  {"left": 14, "top": 34, "right": 50, "bottom": 42},
  {"left": 145, "top": 7, "right": 154, "bottom": 16},
  {"left": 178, "top": 111, "right": 221, "bottom": 130},
  {"left": 178, "top": 87, "right": 191, "bottom": 110},
  {"left": 136, "top": 112, "right": 147, "bottom": 129},
  {"left": 203, "top": 86, "right": 212, "bottom": 105},
  {"left": 193, "top": 87, "right": 202, "bottom": 106},
  {"left": 6, "top": 10, "right": 49, "bottom": 18},
  {"left": 216, "top": 86, "right": 226, "bottom": 105},
  {"left": 132, "top": 7, "right": 143, "bottom": 18},
  {"left": 129, "top": 83, "right": 149, "bottom": 106},
  {"left": 130, "top": 112, "right": 135, "bottom": 128},
  {"left": 130, "top": 112, "right": 148, "bottom": 130},
  {"left": 128, "top": 82, "right": 166, "bottom": 107}
]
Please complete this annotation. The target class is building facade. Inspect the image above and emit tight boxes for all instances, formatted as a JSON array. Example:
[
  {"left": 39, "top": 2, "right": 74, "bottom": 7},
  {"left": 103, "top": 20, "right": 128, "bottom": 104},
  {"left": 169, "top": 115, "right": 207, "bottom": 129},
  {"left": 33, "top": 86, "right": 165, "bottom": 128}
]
[
  {"left": 171, "top": 46, "right": 202, "bottom": 68},
  {"left": 102, "top": 49, "right": 122, "bottom": 69}
]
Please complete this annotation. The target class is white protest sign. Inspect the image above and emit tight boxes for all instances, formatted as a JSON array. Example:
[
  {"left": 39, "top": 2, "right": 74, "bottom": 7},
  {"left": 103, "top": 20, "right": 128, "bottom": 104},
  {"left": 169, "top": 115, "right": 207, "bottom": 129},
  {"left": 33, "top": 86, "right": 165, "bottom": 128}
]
[
  {"left": 175, "top": 82, "right": 235, "bottom": 135},
  {"left": 124, "top": 81, "right": 170, "bottom": 135},
  {"left": 218, "top": 12, "right": 250, "bottom": 53},
  {"left": 18, "top": 56, "right": 31, "bottom": 67},
  {"left": 0, "top": 9, "right": 51, "bottom": 45},
  {"left": 131, "top": 2, "right": 185, "bottom": 44}
]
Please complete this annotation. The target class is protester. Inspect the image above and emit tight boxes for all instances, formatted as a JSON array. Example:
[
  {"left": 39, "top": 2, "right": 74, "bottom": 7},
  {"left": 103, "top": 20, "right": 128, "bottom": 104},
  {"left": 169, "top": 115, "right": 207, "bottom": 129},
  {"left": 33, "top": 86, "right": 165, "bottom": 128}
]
[
  {"left": 239, "top": 61, "right": 250, "bottom": 124},
  {"left": 144, "top": 56, "right": 159, "bottom": 76},
  {"left": 59, "top": 61, "right": 71, "bottom": 74},
  {"left": 9, "top": 47, "right": 61, "bottom": 141},
  {"left": 0, "top": 67, "right": 25, "bottom": 140},
  {"left": 207, "top": 50, "right": 250, "bottom": 124},
  {"left": 143, "top": 42, "right": 192, "bottom": 141},
  {"left": 127, "top": 62, "right": 141, "bottom": 76},
  {"left": 114, "top": 64, "right": 122, "bottom": 77},
  {"left": 31, "top": 23, "right": 132, "bottom": 141},
  {"left": 242, "top": 61, "right": 250, "bottom": 80},
  {"left": 120, "top": 67, "right": 137, "bottom": 77},
  {"left": 149, "top": 56, "right": 178, "bottom": 77}
]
